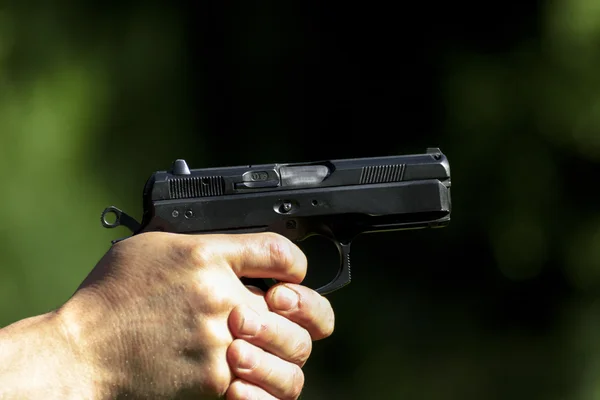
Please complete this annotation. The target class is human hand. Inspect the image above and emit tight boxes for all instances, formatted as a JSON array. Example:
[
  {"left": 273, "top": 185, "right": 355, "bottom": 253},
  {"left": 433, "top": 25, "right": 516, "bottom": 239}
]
[
  {"left": 57, "top": 231, "right": 334, "bottom": 399},
  {"left": 226, "top": 283, "right": 334, "bottom": 399}
]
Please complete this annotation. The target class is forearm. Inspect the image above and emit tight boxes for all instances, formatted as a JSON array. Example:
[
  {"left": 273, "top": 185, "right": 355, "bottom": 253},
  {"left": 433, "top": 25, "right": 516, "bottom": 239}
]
[{"left": 0, "top": 311, "right": 98, "bottom": 399}]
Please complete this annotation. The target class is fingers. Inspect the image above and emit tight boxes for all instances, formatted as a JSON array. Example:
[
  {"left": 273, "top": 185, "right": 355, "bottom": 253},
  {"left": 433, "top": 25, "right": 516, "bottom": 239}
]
[
  {"left": 229, "top": 304, "right": 312, "bottom": 366},
  {"left": 226, "top": 379, "right": 278, "bottom": 400},
  {"left": 266, "top": 284, "right": 335, "bottom": 340},
  {"left": 227, "top": 339, "right": 305, "bottom": 400},
  {"left": 194, "top": 232, "right": 307, "bottom": 283}
]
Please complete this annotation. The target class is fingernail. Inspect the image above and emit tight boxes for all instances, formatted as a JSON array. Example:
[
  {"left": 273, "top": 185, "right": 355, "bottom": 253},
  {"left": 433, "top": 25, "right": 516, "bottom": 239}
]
[
  {"left": 239, "top": 306, "right": 260, "bottom": 336},
  {"left": 238, "top": 342, "right": 258, "bottom": 369},
  {"left": 272, "top": 286, "right": 298, "bottom": 310}
]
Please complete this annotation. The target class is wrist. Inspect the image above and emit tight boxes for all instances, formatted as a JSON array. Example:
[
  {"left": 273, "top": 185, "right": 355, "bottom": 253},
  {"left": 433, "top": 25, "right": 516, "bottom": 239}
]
[
  {"left": 0, "top": 311, "right": 102, "bottom": 399},
  {"left": 56, "top": 298, "right": 120, "bottom": 400}
]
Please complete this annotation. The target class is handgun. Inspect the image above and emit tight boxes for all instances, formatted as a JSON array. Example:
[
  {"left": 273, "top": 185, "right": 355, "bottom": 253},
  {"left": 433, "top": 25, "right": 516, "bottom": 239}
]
[{"left": 100, "top": 148, "right": 451, "bottom": 295}]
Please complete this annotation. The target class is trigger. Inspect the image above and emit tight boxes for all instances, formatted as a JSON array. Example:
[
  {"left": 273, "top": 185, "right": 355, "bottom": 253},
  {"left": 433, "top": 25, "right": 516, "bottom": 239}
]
[{"left": 315, "top": 242, "right": 352, "bottom": 295}]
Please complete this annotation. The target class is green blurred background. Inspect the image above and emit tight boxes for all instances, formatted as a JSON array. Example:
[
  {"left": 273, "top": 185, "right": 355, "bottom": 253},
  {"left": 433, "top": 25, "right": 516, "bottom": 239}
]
[{"left": 2, "top": 1, "right": 600, "bottom": 399}]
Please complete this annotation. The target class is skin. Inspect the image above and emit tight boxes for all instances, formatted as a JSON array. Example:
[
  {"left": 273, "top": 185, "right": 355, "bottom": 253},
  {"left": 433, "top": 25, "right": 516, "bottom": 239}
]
[{"left": 0, "top": 231, "right": 335, "bottom": 399}]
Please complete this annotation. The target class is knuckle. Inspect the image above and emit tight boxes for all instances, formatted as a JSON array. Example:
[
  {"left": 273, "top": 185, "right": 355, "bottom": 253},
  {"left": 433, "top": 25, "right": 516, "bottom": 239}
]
[
  {"left": 263, "top": 233, "right": 292, "bottom": 267},
  {"left": 261, "top": 231, "right": 284, "bottom": 242},
  {"left": 321, "top": 312, "right": 335, "bottom": 337},
  {"left": 225, "top": 388, "right": 236, "bottom": 400},
  {"left": 187, "top": 241, "right": 211, "bottom": 267},
  {"left": 288, "top": 335, "right": 312, "bottom": 365},
  {"left": 253, "top": 321, "right": 271, "bottom": 344},
  {"left": 258, "top": 315, "right": 278, "bottom": 344},
  {"left": 229, "top": 339, "right": 257, "bottom": 371},
  {"left": 315, "top": 297, "right": 335, "bottom": 338},
  {"left": 204, "top": 359, "right": 232, "bottom": 397},
  {"left": 325, "top": 298, "right": 336, "bottom": 335},
  {"left": 261, "top": 363, "right": 276, "bottom": 383},
  {"left": 201, "top": 317, "right": 234, "bottom": 347},
  {"left": 192, "top": 268, "right": 232, "bottom": 312},
  {"left": 225, "top": 380, "right": 247, "bottom": 400},
  {"left": 287, "top": 365, "right": 305, "bottom": 399},
  {"left": 326, "top": 314, "right": 336, "bottom": 336},
  {"left": 199, "top": 281, "right": 233, "bottom": 313}
]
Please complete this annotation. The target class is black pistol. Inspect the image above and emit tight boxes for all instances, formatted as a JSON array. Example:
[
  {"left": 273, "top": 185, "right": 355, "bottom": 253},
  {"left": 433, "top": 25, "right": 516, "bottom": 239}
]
[{"left": 101, "top": 148, "right": 451, "bottom": 295}]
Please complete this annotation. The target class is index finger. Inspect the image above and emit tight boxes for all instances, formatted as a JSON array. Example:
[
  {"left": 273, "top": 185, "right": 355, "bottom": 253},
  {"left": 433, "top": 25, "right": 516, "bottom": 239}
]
[{"left": 199, "top": 232, "right": 307, "bottom": 283}]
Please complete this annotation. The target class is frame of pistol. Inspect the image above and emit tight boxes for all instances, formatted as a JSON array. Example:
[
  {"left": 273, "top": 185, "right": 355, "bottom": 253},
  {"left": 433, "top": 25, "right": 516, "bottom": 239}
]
[{"left": 101, "top": 147, "right": 451, "bottom": 295}]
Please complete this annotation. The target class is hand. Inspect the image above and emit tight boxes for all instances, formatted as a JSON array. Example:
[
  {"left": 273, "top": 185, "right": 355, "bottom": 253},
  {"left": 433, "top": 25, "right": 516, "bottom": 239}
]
[
  {"left": 56, "top": 231, "right": 334, "bottom": 399},
  {"left": 226, "top": 283, "right": 334, "bottom": 399}
]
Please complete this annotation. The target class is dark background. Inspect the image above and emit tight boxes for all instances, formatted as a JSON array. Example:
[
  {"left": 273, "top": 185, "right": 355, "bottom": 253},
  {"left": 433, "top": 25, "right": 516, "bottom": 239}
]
[{"left": 2, "top": 1, "right": 600, "bottom": 399}]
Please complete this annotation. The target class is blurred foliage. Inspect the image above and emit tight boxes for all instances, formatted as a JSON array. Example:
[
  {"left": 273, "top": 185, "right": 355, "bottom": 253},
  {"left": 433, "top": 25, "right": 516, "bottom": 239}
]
[{"left": 3, "top": 0, "right": 600, "bottom": 399}]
